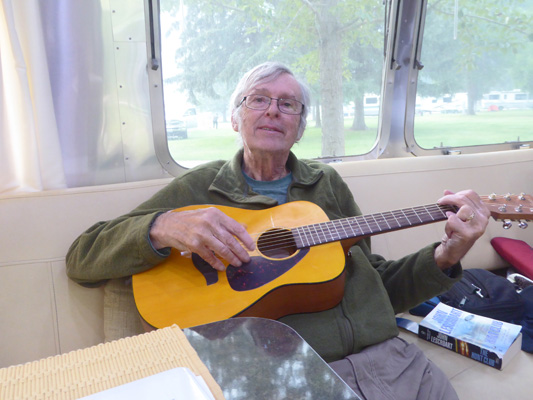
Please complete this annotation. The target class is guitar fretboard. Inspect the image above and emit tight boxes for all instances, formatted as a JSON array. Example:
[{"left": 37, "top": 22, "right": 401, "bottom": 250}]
[{"left": 292, "top": 203, "right": 457, "bottom": 248}]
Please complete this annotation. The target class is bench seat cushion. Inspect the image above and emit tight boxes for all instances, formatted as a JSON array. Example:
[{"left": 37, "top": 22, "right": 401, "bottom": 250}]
[{"left": 491, "top": 237, "right": 533, "bottom": 279}]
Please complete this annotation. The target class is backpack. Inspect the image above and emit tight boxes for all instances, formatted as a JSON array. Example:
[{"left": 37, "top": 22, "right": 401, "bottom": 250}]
[
  {"left": 438, "top": 269, "right": 525, "bottom": 323},
  {"left": 407, "top": 268, "right": 532, "bottom": 352}
]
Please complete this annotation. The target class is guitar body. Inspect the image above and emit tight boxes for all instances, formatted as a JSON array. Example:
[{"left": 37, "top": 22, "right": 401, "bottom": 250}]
[{"left": 132, "top": 201, "right": 346, "bottom": 329}]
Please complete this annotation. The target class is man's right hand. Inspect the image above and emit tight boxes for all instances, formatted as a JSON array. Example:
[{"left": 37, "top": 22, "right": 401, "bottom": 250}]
[{"left": 149, "top": 207, "right": 256, "bottom": 271}]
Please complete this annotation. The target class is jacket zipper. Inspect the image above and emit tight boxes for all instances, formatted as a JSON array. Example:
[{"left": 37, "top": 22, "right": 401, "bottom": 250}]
[{"left": 338, "top": 306, "right": 355, "bottom": 356}]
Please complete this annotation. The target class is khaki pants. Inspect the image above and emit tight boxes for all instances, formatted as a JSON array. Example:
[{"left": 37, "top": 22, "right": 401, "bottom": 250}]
[{"left": 329, "top": 337, "right": 459, "bottom": 400}]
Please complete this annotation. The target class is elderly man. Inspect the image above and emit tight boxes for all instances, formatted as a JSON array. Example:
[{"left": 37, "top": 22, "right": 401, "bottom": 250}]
[{"left": 67, "top": 61, "right": 489, "bottom": 400}]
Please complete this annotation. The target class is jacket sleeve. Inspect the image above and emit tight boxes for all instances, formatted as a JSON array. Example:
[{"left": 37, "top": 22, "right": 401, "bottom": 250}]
[
  {"left": 354, "top": 237, "right": 462, "bottom": 313},
  {"left": 330, "top": 170, "right": 462, "bottom": 313},
  {"left": 66, "top": 209, "right": 170, "bottom": 285},
  {"left": 65, "top": 179, "right": 190, "bottom": 285}
]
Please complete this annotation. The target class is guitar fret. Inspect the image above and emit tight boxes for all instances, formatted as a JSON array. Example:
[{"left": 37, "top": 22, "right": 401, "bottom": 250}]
[
  {"left": 335, "top": 219, "right": 347, "bottom": 239},
  {"left": 400, "top": 209, "right": 413, "bottom": 225},
  {"left": 381, "top": 213, "right": 400, "bottom": 230},
  {"left": 336, "top": 219, "right": 350, "bottom": 239},
  {"left": 321, "top": 222, "right": 332, "bottom": 242},
  {"left": 311, "top": 224, "right": 320, "bottom": 245},
  {"left": 413, "top": 206, "right": 428, "bottom": 223},
  {"left": 361, "top": 215, "right": 373, "bottom": 235},
  {"left": 331, "top": 221, "right": 342, "bottom": 241},
  {"left": 361, "top": 218, "right": 369, "bottom": 234},
  {"left": 314, "top": 224, "right": 323, "bottom": 244},
  {"left": 423, "top": 205, "right": 436, "bottom": 221},
  {"left": 320, "top": 224, "right": 327, "bottom": 242},
  {"left": 292, "top": 203, "right": 454, "bottom": 249},
  {"left": 345, "top": 219, "right": 357, "bottom": 238},
  {"left": 337, "top": 220, "right": 348, "bottom": 238},
  {"left": 386, "top": 211, "right": 401, "bottom": 229},
  {"left": 295, "top": 226, "right": 309, "bottom": 248},
  {"left": 304, "top": 224, "right": 317, "bottom": 246},
  {"left": 412, "top": 208, "right": 424, "bottom": 223},
  {"left": 431, "top": 205, "right": 448, "bottom": 220},
  {"left": 420, "top": 205, "right": 441, "bottom": 223},
  {"left": 370, "top": 214, "right": 383, "bottom": 232},
  {"left": 380, "top": 212, "right": 394, "bottom": 230},
  {"left": 293, "top": 227, "right": 301, "bottom": 247},
  {"left": 309, "top": 226, "right": 316, "bottom": 245},
  {"left": 354, "top": 217, "right": 365, "bottom": 236},
  {"left": 326, "top": 224, "right": 339, "bottom": 241},
  {"left": 374, "top": 212, "right": 391, "bottom": 232}
]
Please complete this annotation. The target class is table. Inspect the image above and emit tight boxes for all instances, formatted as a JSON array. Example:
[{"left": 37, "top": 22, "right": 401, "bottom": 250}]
[
  {"left": 185, "top": 317, "right": 361, "bottom": 399},
  {"left": 0, "top": 318, "right": 360, "bottom": 399}
]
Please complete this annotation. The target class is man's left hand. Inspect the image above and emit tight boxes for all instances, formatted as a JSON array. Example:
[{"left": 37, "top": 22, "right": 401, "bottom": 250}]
[{"left": 434, "top": 189, "right": 490, "bottom": 270}]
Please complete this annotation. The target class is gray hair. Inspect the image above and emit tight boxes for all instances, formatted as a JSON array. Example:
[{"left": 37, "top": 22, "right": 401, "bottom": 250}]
[{"left": 230, "top": 62, "right": 310, "bottom": 140}]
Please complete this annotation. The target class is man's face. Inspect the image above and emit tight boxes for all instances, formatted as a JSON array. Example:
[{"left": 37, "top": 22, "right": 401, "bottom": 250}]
[{"left": 232, "top": 73, "right": 303, "bottom": 156}]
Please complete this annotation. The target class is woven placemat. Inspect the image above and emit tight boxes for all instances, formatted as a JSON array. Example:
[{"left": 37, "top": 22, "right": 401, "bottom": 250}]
[{"left": 0, "top": 325, "right": 224, "bottom": 399}]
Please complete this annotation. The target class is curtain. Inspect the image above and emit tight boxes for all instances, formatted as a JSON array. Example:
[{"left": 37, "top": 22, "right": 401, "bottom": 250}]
[{"left": 0, "top": 0, "right": 66, "bottom": 194}]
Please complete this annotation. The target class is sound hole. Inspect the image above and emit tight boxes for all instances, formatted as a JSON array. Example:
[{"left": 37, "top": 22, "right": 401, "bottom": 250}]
[{"left": 257, "top": 228, "right": 297, "bottom": 259}]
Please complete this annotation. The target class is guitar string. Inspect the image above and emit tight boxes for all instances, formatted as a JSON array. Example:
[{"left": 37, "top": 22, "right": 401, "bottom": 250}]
[
  {"left": 248, "top": 192, "right": 531, "bottom": 249},
  {"left": 258, "top": 203, "right": 453, "bottom": 246},
  {"left": 244, "top": 203, "right": 454, "bottom": 253},
  {"left": 227, "top": 194, "right": 528, "bottom": 255}
]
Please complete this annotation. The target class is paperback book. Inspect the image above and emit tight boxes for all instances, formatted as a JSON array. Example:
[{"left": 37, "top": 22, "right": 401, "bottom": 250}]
[{"left": 418, "top": 302, "right": 522, "bottom": 370}]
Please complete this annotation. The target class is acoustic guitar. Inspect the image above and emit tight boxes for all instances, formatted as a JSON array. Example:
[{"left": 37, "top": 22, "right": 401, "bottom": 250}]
[{"left": 133, "top": 193, "right": 532, "bottom": 329}]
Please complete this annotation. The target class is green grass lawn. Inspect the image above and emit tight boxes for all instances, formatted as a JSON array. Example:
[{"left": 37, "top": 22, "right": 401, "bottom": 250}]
[
  {"left": 414, "top": 109, "right": 533, "bottom": 149},
  {"left": 168, "top": 109, "right": 532, "bottom": 163}
]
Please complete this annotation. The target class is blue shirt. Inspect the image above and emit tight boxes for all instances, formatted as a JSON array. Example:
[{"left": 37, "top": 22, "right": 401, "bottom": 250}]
[{"left": 243, "top": 171, "right": 292, "bottom": 205}]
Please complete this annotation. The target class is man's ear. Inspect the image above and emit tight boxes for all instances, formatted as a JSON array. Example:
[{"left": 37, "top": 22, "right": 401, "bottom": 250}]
[{"left": 231, "top": 112, "right": 239, "bottom": 132}]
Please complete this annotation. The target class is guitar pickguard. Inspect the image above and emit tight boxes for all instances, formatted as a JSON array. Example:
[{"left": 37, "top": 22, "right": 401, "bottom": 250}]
[
  {"left": 226, "top": 248, "right": 310, "bottom": 291},
  {"left": 192, "top": 253, "right": 219, "bottom": 286}
]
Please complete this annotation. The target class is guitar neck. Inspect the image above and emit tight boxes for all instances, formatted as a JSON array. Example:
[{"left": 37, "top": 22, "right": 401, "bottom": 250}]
[{"left": 292, "top": 203, "right": 458, "bottom": 248}]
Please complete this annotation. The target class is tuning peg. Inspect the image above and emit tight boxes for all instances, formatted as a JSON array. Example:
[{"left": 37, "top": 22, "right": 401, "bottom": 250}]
[
  {"left": 519, "top": 193, "right": 526, "bottom": 201},
  {"left": 505, "top": 193, "right": 512, "bottom": 201},
  {"left": 518, "top": 221, "right": 529, "bottom": 229},
  {"left": 502, "top": 220, "right": 512, "bottom": 229}
]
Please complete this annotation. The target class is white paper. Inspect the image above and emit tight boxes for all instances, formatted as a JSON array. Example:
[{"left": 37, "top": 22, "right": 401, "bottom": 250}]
[
  {"left": 79, "top": 367, "right": 215, "bottom": 400},
  {"left": 420, "top": 302, "right": 522, "bottom": 357}
]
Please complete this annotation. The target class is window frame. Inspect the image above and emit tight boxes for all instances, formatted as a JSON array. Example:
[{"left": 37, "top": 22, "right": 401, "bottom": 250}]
[{"left": 146, "top": 0, "right": 533, "bottom": 177}]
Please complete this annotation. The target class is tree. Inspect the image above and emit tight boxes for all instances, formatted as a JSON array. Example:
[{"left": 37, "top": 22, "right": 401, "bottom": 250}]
[
  {"left": 161, "top": 0, "right": 385, "bottom": 157},
  {"left": 161, "top": 1, "right": 274, "bottom": 118},
  {"left": 419, "top": 0, "right": 533, "bottom": 114},
  {"left": 345, "top": 41, "right": 383, "bottom": 131}
]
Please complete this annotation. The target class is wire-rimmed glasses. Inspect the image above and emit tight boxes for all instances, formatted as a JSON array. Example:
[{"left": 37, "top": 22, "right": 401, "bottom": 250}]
[{"left": 240, "top": 94, "right": 304, "bottom": 115}]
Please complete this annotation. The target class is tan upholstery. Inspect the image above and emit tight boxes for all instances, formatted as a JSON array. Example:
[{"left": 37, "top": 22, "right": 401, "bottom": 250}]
[{"left": 1, "top": 150, "right": 532, "bottom": 398}]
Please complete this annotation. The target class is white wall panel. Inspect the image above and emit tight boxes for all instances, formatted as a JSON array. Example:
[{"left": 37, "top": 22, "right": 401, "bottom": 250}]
[
  {"left": 53, "top": 261, "right": 105, "bottom": 354},
  {"left": 0, "top": 263, "right": 58, "bottom": 367}
]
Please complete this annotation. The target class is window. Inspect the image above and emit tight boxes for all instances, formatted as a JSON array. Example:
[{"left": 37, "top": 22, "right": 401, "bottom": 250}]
[
  {"left": 158, "top": 0, "right": 385, "bottom": 168},
  {"left": 414, "top": 0, "right": 533, "bottom": 149}
]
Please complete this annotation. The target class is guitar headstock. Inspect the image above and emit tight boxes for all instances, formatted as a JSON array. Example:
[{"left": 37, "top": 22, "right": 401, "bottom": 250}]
[{"left": 482, "top": 193, "right": 532, "bottom": 229}]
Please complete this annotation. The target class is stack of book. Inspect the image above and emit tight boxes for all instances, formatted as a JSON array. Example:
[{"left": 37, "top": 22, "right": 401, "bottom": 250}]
[{"left": 417, "top": 302, "right": 522, "bottom": 370}]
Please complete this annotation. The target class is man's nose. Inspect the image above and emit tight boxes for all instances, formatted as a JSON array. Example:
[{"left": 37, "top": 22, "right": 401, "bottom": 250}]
[{"left": 265, "top": 99, "right": 280, "bottom": 116}]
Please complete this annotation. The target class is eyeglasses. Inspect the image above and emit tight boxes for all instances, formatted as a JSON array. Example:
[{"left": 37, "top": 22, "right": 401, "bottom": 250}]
[{"left": 240, "top": 94, "right": 304, "bottom": 115}]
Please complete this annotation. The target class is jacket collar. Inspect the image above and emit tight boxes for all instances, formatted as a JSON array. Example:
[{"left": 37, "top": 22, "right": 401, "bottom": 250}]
[{"left": 209, "top": 148, "right": 323, "bottom": 204}]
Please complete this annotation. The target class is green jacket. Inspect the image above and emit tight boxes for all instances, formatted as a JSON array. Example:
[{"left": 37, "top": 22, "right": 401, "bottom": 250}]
[{"left": 66, "top": 149, "right": 461, "bottom": 362}]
